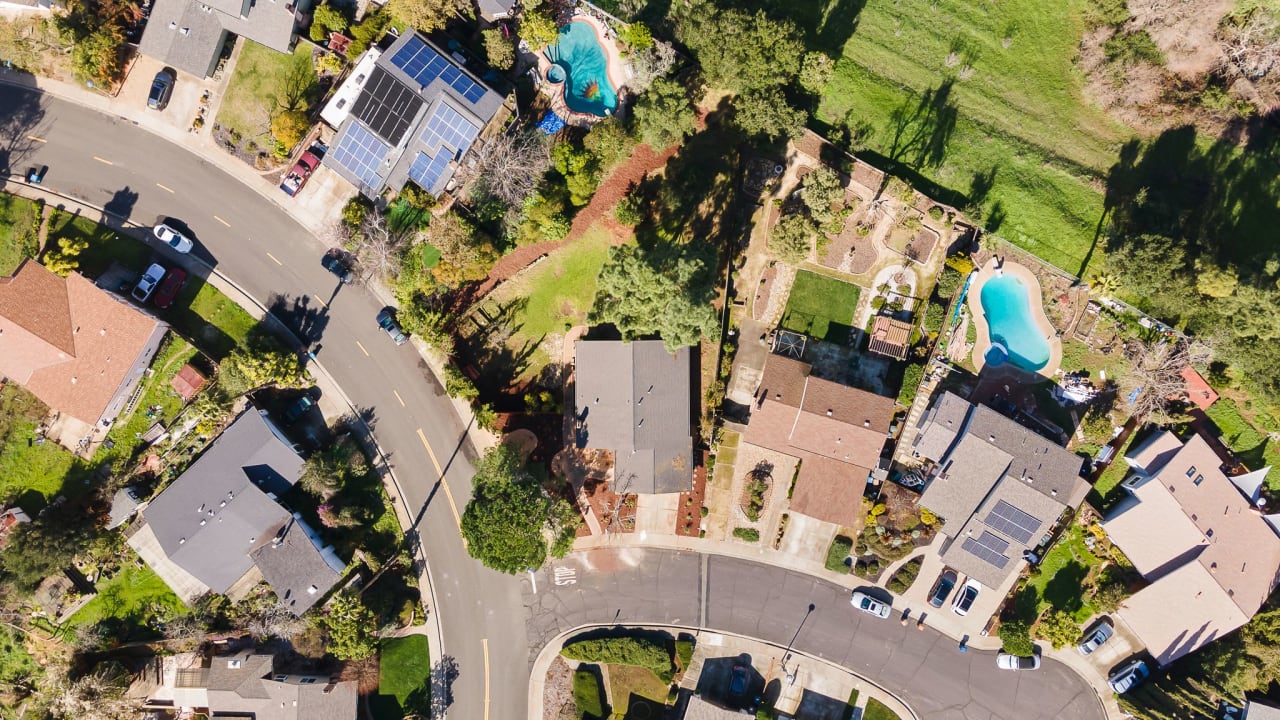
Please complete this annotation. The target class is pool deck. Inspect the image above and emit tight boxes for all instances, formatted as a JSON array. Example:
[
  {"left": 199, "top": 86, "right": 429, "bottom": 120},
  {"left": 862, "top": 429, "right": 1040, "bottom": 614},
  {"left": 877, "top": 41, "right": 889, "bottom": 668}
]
[
  {"left": 536, "top": 14, "right": 629, "bottom": 124},
  {"left": 968, "top": 257, "right": 1062, "bottom": 380}
]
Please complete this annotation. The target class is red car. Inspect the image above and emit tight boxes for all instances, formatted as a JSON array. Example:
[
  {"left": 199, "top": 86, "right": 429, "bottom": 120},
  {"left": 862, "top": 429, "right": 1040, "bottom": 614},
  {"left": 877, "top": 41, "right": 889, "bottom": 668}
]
[
  {"left": 153, "top": 267, "right": 187, "bottom": 309},
  {"left": 280, "top": 145, "right": 324, "bottom": 197}
]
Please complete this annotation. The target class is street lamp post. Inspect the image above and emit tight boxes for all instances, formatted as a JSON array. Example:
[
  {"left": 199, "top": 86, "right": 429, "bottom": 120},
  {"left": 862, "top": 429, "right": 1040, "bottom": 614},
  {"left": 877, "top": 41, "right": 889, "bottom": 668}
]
[{"left": 780, "top": 603, "right": 816, "bottom": 683}]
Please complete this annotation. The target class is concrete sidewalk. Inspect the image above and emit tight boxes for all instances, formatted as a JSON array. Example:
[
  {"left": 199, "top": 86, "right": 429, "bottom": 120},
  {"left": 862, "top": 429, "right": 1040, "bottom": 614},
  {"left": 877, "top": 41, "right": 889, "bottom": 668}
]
[{"left": 527, "top": 623, "right": 919, "bottom": 720}]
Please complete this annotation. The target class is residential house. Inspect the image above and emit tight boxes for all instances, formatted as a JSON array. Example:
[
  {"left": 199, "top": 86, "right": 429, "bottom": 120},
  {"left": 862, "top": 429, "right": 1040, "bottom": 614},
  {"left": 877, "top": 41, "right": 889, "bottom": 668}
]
[
  {"left": 0, "top": 507, "right": 30, "bottom": 548},
  {"left": 744, "top": 355, "right": 895, "bottom": 527},
  {"left": 909, "top": 392, "right": 1089, "bottom": 591},
  {"left": 138, "top": 0, "right": 301, "bottom": 78},
  {"left": 572, "top": 338, "right": 694, "bottom": 494},
  {"left": 683, "top": 696, "right": 748, "bottom": 720},
  {"left": 0, "top": 260, "right": 168, "bottom": 449},
  {"left": 1244, "top": 699, "right": 1280, "bottom": 720},
  {"left": 475, "top": 0, "right": 516, "bottom": 20},
  {"left": 867, "top": 316, "right": 913, "bottom": 361},
  {"left": 1102, "top": 430, "right": 1280, "bottom": 665},
  {"left": 322, "top": 31, "right": 503, "bottom": 198},
  {"left": 127, "top": 408, "right": 345, "bottom": 614},
  {"left": 141, "top": 651, "right": 357, "bottom": 720}
]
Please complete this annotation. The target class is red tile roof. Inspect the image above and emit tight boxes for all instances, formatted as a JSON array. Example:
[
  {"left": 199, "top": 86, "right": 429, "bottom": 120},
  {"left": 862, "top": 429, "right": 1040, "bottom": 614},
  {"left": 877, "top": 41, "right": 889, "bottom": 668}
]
[{"left": 0, "top": 261, "right": 165, "bottom": 425}]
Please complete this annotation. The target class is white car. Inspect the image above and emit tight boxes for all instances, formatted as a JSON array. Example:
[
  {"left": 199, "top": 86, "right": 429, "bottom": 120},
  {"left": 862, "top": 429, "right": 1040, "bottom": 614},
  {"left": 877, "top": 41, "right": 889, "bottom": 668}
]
[
  {"left": 850, "top": 591, "right": 892, "bottom": 619},
  {"left": 1078, "top": 620, "right": 1115, "bottom": 655},
  {"left": 952, "top": 578, "right": 981, "bottom": 616},
  {"left": 997, "top": 653, "right": 1041, "bottom": 670},
  {"left": 153, "top": 222, "right": 193, "bottom": 253},
  {"left": 1108, "top": 659, "right": 1149, "bottom": 694},
  {"left": 132, "top": 263, "right": 166, "bottom": 302}
]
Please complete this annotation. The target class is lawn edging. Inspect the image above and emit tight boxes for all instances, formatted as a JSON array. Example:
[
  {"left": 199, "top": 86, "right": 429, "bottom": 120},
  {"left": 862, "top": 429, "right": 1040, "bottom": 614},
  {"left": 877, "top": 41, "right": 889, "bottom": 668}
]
[
  {"left": 0, "top": 179, "right": 447, "bottom": 671},
  {"left": 527, "top": 622, "right": 920, "bottom": 720}
]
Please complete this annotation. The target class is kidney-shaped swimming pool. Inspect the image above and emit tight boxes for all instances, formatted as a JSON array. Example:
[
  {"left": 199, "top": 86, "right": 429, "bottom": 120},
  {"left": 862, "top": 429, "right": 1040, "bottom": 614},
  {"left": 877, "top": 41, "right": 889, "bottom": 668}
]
[{"left": 978, "top": 273, "right": 1051, "bottom": 371}]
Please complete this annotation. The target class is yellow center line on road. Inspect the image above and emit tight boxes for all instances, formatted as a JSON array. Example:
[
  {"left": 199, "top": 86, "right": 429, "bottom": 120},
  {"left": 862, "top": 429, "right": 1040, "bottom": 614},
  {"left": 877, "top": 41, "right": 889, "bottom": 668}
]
[
  {"left": 355, "top": 340, "right": 370, "bottom": 357},
  {"left": 26, "top": 135, "right": 46, "bottom": 143},
  {"left": 92, "top": 156, "right": 113, "bottom": 165},
  {"left": 482, "top": 638, "right": 491, "bottom": 720},
  {"left": 265, "top": 252, "right": 283, "bottom": 266},
  {"left": 213, "top": 215, "right": 231, "bottom": 227},
  {"left": 393, "top": 390, "right": 405, "bottom": 407},
  {"left": 156, "top": 182, "right": 174, "bottom": 193},
  {"left": 416, "top": 427, "right": 461, "bottom": 528}
]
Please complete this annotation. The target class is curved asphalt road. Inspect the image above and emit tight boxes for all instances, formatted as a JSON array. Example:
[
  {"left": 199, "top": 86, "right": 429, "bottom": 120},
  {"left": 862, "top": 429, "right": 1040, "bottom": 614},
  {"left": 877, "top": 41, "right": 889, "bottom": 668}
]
[
  {"left": 0, "top": 83, "right": 522, "bottom": 720},
  {"left": 1, "top": 85, "right": 1106, "bottom": 720},
  {"left": 527, "top": 548, "right": 1104, "bottom": 720}
]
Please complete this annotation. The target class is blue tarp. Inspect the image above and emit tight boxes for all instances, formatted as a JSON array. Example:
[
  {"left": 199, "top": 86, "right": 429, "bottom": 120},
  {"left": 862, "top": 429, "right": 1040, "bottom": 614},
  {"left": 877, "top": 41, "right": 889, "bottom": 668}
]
[{"left": 537, "top": 110, "right": 566, "bottom": 135}]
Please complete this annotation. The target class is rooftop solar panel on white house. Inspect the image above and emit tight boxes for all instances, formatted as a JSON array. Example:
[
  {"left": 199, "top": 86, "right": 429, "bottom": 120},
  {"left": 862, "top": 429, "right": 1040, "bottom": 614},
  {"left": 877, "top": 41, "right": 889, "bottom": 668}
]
[
  {"left": 419, "top": 103, "right": 480, "bottom": 157},
  {"left": 330, "top": 124, "right": 389, "bottom": 189},
  {"left": 390, "top": 35, "right": 488, "bottom": 104}
]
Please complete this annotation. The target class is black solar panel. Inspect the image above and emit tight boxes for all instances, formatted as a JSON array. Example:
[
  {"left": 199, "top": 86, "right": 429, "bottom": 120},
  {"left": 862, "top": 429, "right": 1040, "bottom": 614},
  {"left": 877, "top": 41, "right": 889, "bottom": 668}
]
[
  {"left": 350, "top": 66, "right": 424, "bottom": 145},
  {"left": 961, "top": 531, "right": 1011, "bottom": 569},
  {"left": 985, "top": 500, "right": 1041, "bottom": 545}
]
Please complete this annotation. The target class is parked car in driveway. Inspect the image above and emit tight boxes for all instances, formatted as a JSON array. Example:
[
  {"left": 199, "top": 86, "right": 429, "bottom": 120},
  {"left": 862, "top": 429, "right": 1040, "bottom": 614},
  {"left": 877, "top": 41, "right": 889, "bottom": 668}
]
[
  {"left": 153, "top": 222, "right": 193, "bottom": 253},
  {"left": 153, "top": 267, "right": 187, "bottom": 309},
  {"left": 929, "top": 569, "right": 958, "bottom": 608},
  {"left": 376, "top": 308, "right": 407, "bottom": 345},
  {"left": 850, "top": 591, "right": 892, "bottom": 618},
  {"left": 952, "top": 578, "right": 981, "bottom": 616},
  {"left": 1108, "top": 659, "right": 1149, "bottom": 694},
  {"left": 997, "top": 653, "right": 1041, "bottom": 670},
  {"left": 280, "top": 144, "right": 325, "bottom": 196},
  {"left": 1078, "top": 619, "right": 1115, "bottom": 656},
  {"left": 322, "top": 248, "right": 355, "bottom": 284},
  {"left": 148, "top": 68, "right": 175, "bottom": 110},
  {"left": 282, "top": 395, "right": 314, "bottom": 424},
  {"left": 132, "top": 263, "right": 166, "bottom": 302}
]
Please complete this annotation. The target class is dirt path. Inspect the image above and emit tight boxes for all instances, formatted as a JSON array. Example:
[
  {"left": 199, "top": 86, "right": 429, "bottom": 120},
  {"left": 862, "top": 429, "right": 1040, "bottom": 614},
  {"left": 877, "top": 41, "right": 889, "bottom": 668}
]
[{"left": 470, "top": 140, "right": 681, "bottom": 301}]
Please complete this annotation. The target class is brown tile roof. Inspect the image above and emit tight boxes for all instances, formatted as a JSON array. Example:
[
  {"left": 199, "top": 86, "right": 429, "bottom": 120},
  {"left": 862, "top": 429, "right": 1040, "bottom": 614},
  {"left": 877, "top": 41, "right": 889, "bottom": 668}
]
[
  {"left": 0, "top": 261, "right": 166, "bottom": 425},
  {"left": 746, "top": 355, "right": 894, "bottom": 525},
  {"left": 789, "top": 455, "right": 866, "bottom": 527},
  {"left": 868, "top": 316, "right": 912, "bottom": 361},
  {"left": 171, "top": 364, "right": 207, "bottom": 401},
  {"left": 1180, "top": 366, "right": 1219, "bottom": 410}
]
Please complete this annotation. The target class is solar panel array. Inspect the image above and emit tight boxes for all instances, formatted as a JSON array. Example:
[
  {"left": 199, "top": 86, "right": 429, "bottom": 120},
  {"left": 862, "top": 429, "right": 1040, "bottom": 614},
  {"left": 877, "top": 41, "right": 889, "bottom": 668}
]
[
  {"left": 330, "top": 124, "right": 390, "bottom": 190},
  {"left": 351, "top": 66, "right": 424, "bottom": 145},
  {"left": 407, "top": 149, "right": 451, "bottom": 191},
  {"left": 961, "top": 531, "right": 1011, "bottom": 569},
  {"left": 420, "top": 103, "right": 480, "bottom": 156},
  {"left": 390, "top": 35, "right": 487, "bottom": 104},
  {"left": 984, "top": 500, "right": 1041, "bottom": 544}
]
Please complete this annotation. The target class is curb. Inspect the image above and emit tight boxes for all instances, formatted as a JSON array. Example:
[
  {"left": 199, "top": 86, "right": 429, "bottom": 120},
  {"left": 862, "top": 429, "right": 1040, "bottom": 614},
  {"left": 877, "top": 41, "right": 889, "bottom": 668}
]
[
  {"left": 526, "top": 623, "right": 920, "bottom": 720},
  {"left": 0, "top": 178, "right": 448, "bottom": 673}
]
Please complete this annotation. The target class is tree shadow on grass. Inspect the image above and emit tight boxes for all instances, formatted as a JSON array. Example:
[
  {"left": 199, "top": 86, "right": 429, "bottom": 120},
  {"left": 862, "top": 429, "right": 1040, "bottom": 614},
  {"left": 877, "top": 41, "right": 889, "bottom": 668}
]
[
  {"left": 886, "top": 79, "right": 958, "bottom": 172},
  {"left": 1043, "top": 560, "right": 1090, "bottom": 615}
]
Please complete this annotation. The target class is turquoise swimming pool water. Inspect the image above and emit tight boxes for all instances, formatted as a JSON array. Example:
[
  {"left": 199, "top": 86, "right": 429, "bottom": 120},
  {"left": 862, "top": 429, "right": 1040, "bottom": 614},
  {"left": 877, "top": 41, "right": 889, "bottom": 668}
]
[
  {"left": 544, "top": 21, "right": 618, "bottom": 117},
  {"left": 979, "top": 274, "right": 1051, "bottom": 371}
]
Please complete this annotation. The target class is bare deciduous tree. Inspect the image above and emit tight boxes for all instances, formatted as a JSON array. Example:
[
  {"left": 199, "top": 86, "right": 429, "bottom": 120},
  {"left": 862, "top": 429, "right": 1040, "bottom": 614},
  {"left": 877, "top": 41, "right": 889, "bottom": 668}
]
[
  {"left": 1219, "top": 5, "right": 1280, "bottom": 81},
  {"left": 245, "top": 603, "right": 309, "bottom": 640},
  {"left": 42, "top": 662, "right": 135, "bottom": 720},
  {"left": 330, "top": 212, "right": 412, "bottom": 282},
  {"left": 471, "top": 130, "right": 551, "bottom": 208},
  {"left": 629, "top": 39, "right": 677, "bottom": 92},
  {"left": 1129, "top": 337, "right": 1215, "bottom": 423}
]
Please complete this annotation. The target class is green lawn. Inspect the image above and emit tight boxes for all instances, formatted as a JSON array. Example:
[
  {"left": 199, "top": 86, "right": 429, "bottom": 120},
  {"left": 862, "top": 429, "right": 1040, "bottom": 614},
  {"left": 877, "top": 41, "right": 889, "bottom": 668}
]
[
  {"left": 0, "top": 383, "right": 85, "bottom": 509},
  {"left": 0, "top": 194, "right": 40, "bottom": 276},
  {"left": 1205, "top": 398, "right": 1280, "bottom": 491},
  {"left": 606, "top": 664, "right": 668, "bottom": 717},
  {"left": 167, "top": 279, "right": 259, "bottom": 360},
  {"left": 46, "top": 211, "right": 151, "bottom": 276},
  {"left": 372, "top": 635, "right": 431, "bottom": 720},
  {"left": 67, "top": 563, "right": 185, "bottom": 628},
  {"left": 863, "top": 697, "right": 902, "bottom": 720},
  {"left": 752, "top": 0, "right": 1130, "bottom": 274},
  {"left": 0, "top": 625, "right": 38, "bottom": 687},
  {"left": 780, "top": 270, "right": 860, "bottom": 344},
  {"left": 1018, "top": 525, "right": 1099, "bottom": 623},
  {"left": 218, "top": 42, "right": 319, "bottom": 148}
]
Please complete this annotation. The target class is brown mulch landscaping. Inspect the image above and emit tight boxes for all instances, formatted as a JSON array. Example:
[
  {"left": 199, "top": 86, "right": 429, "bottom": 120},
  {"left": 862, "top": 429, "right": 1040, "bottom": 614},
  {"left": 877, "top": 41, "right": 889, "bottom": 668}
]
[{"left": 675, "top": 452, "right": 708, "bottom": 537}]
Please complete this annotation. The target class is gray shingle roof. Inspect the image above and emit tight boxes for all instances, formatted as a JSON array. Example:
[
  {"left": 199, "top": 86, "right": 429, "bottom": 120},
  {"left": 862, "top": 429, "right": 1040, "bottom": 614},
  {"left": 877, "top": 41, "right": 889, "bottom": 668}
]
[
  {"left": 139, "top": 0, "right": 296, "bottom": 78},
  {"left": 574, "top": 339, "right": 694, "bottom": 494},
  {"left": 918, "top": 392, "right": 1088, "bottom": 589},
  {"left": 194, "top": 652, "right": 358, "bottom": 720},
  {"left": 135, "top": 409, "right": 342, "bottom": 607}
]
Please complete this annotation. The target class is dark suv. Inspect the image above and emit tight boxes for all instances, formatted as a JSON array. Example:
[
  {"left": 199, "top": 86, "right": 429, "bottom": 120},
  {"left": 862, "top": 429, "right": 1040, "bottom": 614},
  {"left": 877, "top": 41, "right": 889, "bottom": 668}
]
[{"left": 148, "top": 68, "right": 175, "bottom": 110}]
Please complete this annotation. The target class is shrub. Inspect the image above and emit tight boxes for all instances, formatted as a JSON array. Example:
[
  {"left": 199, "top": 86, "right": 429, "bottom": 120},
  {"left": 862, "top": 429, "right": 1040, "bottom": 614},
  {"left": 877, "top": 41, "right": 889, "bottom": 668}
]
[
  {"left": 614, "top": 194, "right": 644, "bottom": 226},
  {"left": 825, "top": 535, "right": 853, "bottom": 573},
  {"left": 897, "top": 362, "right": 924, "bottom": 407},
  {"left": 998, "top": 620, "right": 1036, "bottom": 657},
  {"left": 271, "top": 110, "right": 309, "bottom": 149},
  {"left": 617, "top": 21, "right": 653, "bottom": 50},
  {"left": 852, "top": 555, "right": 881, "bottom": 578},
  {"left": 928, "top": 205, "right": 944, "bottom": 221},
  {"left": 733, "top": 527, "right": 760, "bottom": 542},
  {"left": 923, "top": 301, "right": 946, "bottom": 334},
  {"left": 934, "top": 265, "right": 964, "bottom": 300},
  {"left": 675, "top": 637, "right": 694, "bottom": 669},
  {"left": 887, "top": 556, "right": 922, "bottom": 594},
  {"left": 573, "top": 668, "right": 605, "bottom": 719},
  {"left": 744, "top": 476, "right": 768, "bottom": 521},
  {"left": 919, "top": 508, "right": 938, "bottom": 526},
  {"left": 870, "top": 503, "right": 887, "bottom": 517},
  {"left": 1035, "top": 610, "right": 1080, "bottom": 650},
  {"left": 561, "top": 637, "right": 674, "bottom": 683}
]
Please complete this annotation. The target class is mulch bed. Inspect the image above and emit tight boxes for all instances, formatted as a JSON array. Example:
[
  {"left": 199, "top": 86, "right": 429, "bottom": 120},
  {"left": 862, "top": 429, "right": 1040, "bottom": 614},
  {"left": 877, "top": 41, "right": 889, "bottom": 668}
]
[
  {"left": 753, "top": 262, "right": 778, "bottom": 320},
  {"left": 675, "top": 452, "right": 708, "bottom": 537}
]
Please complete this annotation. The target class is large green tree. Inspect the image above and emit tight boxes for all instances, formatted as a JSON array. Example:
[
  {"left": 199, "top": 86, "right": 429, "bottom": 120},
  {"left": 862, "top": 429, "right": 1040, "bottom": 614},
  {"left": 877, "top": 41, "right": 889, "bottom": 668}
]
[
  {"left": 589, "top": 241, "right": 718, "bottom": 351},
  {"left": 770, "top": 214, "right": 817, "bottom": 264},
  {"left": 460, "top": 446, "right": 577, "bottom": 574},
  {"left": 0, "top": 513, "right": 94, "bottom": 592},
  {"left": 672, "top": 0, "right": 804, "bottom": 93},
  {"left": 632, "top": 78, "right": 697, "bottom": 149},
  {"left": 731, "top": 88, "right": 806, "bottom": 140},
  {"left": 387, "top": 0, "right": 457, "bottom": 33},
  {"left": 321, "top": 594, "right": 378, "bottom": 660}
]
